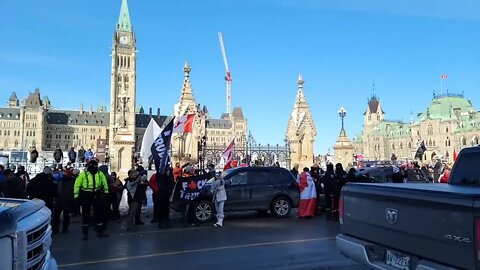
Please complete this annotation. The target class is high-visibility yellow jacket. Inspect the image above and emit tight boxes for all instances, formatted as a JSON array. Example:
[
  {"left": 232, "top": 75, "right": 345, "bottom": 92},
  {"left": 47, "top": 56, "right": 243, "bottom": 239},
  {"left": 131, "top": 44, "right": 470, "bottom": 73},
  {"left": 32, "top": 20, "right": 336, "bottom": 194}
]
[{"left": 74, "top": 171, "right": 109, "bottom": 198}]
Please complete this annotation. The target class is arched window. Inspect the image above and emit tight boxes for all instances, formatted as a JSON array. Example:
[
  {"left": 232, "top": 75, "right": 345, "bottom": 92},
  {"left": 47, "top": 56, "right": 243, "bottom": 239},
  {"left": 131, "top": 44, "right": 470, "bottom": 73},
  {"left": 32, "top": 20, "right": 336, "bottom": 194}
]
[
  {"left": 391, "top": 143, "right": 395, "bottom": 150},
  {"left": 65, "top": 143, "right": 69, "bottom": 150},
  {"left": 446, "top": 127, "right": 449, "bottom": 133},
  {"left": 475, "top": 136, "right": 479, "bottom": 145},
  {"left": 462, "top": 137, "right": 467, "bottom": 146},
  {"left": 116, "top": 56, "right": 119, "bottom": 67},
  {"left": 32, "top": 131, "right": 35, "bottom": 137},
  {"left": 14, "top": 141, "right": 18, "bottom": 148},
  {"left": 128, "top": 57, "right": 130, "bottom": 68},
  {"left": 417, "top": 130, "right": 420, "bottom": 136},
  {"left": 433, "top": 140, "right": 436, "bottom": 147},
  {"left": 427, "top": 124, "right": 433, "bottom": 135},
  {"left": 408, "top": 142, "right": 412, "bottom": 149}
]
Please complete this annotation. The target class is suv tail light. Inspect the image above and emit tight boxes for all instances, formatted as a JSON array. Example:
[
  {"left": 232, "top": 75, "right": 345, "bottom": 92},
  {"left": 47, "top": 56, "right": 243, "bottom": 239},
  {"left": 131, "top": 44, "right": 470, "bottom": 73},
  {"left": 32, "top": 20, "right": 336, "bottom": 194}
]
[
  {"left": 475, "top": 217, "right": 480, "bottom": 260},
  {"left": 339, "top": 195, "right": 344, "bottom": 225}
]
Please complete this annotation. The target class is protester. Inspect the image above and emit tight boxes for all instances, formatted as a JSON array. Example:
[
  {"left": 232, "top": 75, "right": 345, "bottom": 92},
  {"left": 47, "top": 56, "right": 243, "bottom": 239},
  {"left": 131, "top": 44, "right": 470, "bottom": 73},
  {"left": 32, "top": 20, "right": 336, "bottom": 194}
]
[
  {"left": 391, "top": 166, "right": 404, "bottom": 183},
  {"left": 335, "top": 163, "right": 348, "bottom": 191},
  {"left": 173, "top": 162, "right": 183, "bottom": 181},
  {"left": 157, "top": 167, "right": 174, "bottom": 229},
  {"left": 439, "top": 163, "right": 452, "bottom": 184},
  {"left": 27, "top": 167, "right": 58, "bottom": 210},
  {"left": 1, "top": 169, "right": 26, "bottom": 199},
  {"left": 124, "top": 168, "right": 148, "bottom": 230},
  {"left": 52, "top": 167, "right": 75, "bottom": 234},
  {"left": 433, "top": 158, "right": 443, "bottom": 183},
  {"left": 290, "top": 164, "right": 299, "bottom": 178},
  {"left": 298, "top": 167, "right": 317, "bottom": 218},
  {"left": 182, "top": 166, "right": 197, "bottom": 226},
  {"left": 109, "top": 172, "right": 123, "bottom": 220},
  {"left": 78, "top": 147, "right": 86, "bottom": 163},
  {"left": 321, "top": 163, "right": 337, "bottom": 212},
  {"left": 30, "top": 147, "right": 39, "bottom": 163},
  {"left": 149, "top": 171, "right": 159, "bottom": 224},
  {"left": 210, "top": 169, "right": 227, "bottom": 227},
  {"left": 68, "top": 147, "right": 77, "bottom": 163},
  {"left": 74, "top": 160, "right": 109, "bottom": 240},
  {"left": 54, "top": 147, "right": 64, "bottom": 164},
  {"left": 347, "top": 168, "right": 357, "bottom": 183},
  {"left": 15, "top": 165, "right": 30, "bottom": 188},
  {"left": 85, "top": 149, "right": 94, "bottom": 163}
]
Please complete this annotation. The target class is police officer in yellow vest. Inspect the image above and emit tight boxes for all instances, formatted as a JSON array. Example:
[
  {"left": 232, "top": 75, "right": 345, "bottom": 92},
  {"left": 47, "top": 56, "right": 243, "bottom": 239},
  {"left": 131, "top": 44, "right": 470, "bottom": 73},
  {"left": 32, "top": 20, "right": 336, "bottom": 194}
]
[{"left": 74, "top": 160, "right": 109, "bottom": 240}]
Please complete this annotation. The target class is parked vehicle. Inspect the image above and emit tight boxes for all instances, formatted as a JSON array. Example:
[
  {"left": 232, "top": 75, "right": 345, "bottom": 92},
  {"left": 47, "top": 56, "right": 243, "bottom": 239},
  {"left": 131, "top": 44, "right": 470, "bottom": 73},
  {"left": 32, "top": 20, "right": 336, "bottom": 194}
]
[
  {"left": 185, "top": 167, "right": 300, "bottom": 223},
  {"left": 0, "top": 198, "right": 57, "bottom": 270},
  {"left": 337, "top": 146, "right": 480, "bottom": 270},
  {"left": 355, "top": 166, "right": 430, "bottom": 183}
]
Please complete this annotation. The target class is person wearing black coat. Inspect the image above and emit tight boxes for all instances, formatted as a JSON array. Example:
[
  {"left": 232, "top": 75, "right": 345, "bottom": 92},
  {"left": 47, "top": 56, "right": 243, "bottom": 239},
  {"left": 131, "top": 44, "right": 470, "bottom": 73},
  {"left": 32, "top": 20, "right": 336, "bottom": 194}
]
[
  {"left": 1, "top": 169, "right": 26, "bottom": 199},
  {"left": 156, "top": 167, "right": 174, "bottom": 229},
  {"left": 30, "top": 147, "right": 39, "bottom": 163},
  {"left": 52, "top": 169, "right": 75, "bottom": 234},
  {"left": 27, "top": 167, "right": 58, "bottom": 210},
  {"left": 335, "top": 163, "right": 348, "bottom": 192},
  {"left": 321, "top": 163, "right": 337, "bottom": 212},
  {"left": 54, "top": 148, "right": 64, "bottom": 164}
]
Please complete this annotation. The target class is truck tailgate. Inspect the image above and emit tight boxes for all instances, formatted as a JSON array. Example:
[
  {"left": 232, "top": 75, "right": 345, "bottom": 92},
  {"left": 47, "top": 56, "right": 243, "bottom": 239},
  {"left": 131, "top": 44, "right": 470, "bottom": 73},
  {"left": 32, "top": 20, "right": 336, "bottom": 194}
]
[{"left": 342, "top": 183, "right": 477, "bottom": 269}]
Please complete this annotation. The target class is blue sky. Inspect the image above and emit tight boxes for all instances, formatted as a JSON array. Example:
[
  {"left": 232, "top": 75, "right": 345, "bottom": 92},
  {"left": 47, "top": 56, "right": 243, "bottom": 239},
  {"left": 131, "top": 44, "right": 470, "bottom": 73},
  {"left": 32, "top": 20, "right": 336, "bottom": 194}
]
[{"left": 1, "top": 0, "right": 480, "bottom": 154}]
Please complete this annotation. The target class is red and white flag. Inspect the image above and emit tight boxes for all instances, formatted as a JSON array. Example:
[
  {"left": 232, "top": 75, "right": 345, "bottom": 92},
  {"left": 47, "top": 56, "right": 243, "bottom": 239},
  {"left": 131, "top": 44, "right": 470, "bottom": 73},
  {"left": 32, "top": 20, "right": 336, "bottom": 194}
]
[
  {"left": 173, "top": 114, "right": 195, "bottom": 133},
  {"left": 222, "top": 138, "right": 235, "bottom": 164},
  {"left": 441, "top": 75, "right": 448, "bottom": 79}
]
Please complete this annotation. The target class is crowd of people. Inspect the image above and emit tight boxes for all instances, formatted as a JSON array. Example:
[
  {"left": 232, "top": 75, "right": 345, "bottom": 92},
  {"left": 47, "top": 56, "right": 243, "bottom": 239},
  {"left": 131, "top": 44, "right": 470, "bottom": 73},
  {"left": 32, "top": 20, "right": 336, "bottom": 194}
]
[{"left": 0, "top": 158, "right": 223, "bottom": 240}]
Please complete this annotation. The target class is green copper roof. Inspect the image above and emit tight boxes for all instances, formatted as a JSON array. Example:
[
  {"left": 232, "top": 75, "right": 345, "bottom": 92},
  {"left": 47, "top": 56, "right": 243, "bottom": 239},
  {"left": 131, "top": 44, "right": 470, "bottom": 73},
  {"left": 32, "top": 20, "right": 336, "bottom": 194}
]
[
  {"left": 117, "top": 0, "right": 132, "bottom": 33},
  {"left": 417, "top": 94, "right": 475, "bottom": 122}
]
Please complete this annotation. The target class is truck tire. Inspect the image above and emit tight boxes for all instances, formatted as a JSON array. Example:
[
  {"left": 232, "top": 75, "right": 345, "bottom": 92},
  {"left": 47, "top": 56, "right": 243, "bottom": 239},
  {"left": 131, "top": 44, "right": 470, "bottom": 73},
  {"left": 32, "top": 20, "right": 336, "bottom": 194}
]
[
  {"left": 194, "top": 200, "right": 214, "bottom": 223},
  {"left": 270, "top": 196, "right": 292, "bottom": 218}
]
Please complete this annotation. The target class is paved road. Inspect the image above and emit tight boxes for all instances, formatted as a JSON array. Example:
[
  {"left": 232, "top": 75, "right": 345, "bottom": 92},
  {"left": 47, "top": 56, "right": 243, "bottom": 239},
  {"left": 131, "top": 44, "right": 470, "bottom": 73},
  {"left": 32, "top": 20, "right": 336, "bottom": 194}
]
[{"left": 52, "top": 211, "right": 367, "bottom": 270}]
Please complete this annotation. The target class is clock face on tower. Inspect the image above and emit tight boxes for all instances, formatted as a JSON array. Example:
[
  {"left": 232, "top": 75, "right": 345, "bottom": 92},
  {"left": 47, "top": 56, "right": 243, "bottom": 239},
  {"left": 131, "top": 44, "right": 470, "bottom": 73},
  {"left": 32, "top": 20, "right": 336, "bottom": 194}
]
[{"left": 120, "top": 36, "right": 130, "bottom": 45}]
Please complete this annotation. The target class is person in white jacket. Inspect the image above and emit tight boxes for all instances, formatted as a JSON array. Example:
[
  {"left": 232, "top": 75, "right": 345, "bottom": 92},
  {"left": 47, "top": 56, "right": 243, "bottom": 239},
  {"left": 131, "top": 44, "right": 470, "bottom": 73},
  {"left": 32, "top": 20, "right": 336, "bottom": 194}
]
[{"left": 210, "top": 172, "right": 227, "bottom": 227}]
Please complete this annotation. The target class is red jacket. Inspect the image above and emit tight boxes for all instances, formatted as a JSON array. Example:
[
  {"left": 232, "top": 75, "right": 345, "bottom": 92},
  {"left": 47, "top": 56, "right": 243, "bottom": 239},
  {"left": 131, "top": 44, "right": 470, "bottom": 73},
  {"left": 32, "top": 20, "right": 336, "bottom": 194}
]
[
  {"left": 149, "top": 174, "right": 158, "bottom": 193},
  {"left": 440, "top": 170, "right": 450, "bottom": 184}
]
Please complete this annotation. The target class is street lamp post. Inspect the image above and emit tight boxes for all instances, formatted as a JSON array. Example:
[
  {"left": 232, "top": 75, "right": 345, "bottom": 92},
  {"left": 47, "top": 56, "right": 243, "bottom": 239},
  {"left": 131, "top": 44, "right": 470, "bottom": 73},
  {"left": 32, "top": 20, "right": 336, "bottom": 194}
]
[
  {"left": 118, "top": 90, "right": 130, "bottom": 128},
  {"left": 338, "top": 106, "right": 347, "bottom": 135}
]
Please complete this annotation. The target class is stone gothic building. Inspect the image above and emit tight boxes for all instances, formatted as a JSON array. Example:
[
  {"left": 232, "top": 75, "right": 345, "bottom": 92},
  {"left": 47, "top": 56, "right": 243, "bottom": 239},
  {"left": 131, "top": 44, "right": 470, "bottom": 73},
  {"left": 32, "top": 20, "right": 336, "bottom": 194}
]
[
  {"left": 0, "top": 0, "right": 247, "bottom": 171},
  {"left": 286, "top": 74, "right": 317, "bottom": 169},
  {"left": 353, "top": 92, "right": 480, "bottom": 162}
]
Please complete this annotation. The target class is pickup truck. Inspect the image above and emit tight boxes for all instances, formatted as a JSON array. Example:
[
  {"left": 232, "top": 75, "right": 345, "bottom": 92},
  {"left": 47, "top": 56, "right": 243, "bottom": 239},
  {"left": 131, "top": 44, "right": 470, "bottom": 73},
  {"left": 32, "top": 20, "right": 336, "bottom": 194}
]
[
  {"left": 0, "top": 198, "right": 57, "bottom": 270},
  {"left": 337, "top": 146, "right": 480, "bottom": 270}
]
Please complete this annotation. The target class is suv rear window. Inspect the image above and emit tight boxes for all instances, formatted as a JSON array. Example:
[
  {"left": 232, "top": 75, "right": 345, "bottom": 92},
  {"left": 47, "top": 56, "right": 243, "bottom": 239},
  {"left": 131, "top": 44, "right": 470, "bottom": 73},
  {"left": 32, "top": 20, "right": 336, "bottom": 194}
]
[{"left": 450, "top": 152, "right": 480, "bottom": 185}]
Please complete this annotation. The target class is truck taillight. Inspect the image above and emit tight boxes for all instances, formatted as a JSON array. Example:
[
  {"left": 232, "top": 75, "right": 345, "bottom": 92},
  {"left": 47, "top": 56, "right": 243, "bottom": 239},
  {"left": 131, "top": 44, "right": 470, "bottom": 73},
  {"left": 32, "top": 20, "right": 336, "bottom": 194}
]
[
  {"left": 476, "top": 217, "right": 480, "bottom": 260},
  {"left": 339, "top": 195, "right": 344, "bottom": 225}
]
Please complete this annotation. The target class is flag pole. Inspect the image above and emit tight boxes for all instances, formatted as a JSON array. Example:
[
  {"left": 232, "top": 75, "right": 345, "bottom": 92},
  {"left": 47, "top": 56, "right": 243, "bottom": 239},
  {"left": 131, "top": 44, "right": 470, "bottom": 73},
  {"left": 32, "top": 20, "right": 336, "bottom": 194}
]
[{"left": 440, "top": 76, "right": 443, "bottom": 96}]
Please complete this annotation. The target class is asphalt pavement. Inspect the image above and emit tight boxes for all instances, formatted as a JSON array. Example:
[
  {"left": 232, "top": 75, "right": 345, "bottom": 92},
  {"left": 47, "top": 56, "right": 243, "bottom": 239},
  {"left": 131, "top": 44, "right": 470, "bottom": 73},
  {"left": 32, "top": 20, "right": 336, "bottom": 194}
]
[{"left": 52, "top": 210, "right": 367, "bottom": 270}]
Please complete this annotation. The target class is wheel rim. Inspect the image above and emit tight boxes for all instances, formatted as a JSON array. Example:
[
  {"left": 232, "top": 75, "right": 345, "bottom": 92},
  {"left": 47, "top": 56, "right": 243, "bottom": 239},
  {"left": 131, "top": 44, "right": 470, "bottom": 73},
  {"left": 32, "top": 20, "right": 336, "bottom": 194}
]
[
  {"left": 196, "top": 203, "right": 212, "bottom": 221},
  {"left": 274, "top": 199, "right": 289, "bottom": 216}
]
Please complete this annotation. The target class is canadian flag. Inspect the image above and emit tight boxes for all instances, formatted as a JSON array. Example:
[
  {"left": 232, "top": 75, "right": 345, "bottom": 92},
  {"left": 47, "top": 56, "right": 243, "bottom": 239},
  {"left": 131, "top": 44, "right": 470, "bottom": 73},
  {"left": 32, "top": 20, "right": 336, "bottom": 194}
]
[
  {"left": 222, "top": 138, "right": 235, "bottom": 164},
  {"left": 173, "top": 114, "right": 195, "bottom": 133}
]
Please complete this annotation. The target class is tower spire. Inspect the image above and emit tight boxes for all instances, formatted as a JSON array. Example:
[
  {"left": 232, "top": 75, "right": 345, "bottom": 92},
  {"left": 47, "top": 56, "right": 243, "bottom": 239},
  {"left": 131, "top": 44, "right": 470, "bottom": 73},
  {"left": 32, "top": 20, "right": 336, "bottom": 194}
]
[{"left": 117, "top": 0, "right": 132, "bottom": 32}]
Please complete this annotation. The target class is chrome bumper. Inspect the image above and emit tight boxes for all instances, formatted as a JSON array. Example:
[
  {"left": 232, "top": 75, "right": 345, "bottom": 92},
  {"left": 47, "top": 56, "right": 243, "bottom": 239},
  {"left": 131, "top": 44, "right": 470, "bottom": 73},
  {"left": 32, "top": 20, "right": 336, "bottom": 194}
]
[{"left": 336, "top": 234, "right": 457, "bottom": 270}]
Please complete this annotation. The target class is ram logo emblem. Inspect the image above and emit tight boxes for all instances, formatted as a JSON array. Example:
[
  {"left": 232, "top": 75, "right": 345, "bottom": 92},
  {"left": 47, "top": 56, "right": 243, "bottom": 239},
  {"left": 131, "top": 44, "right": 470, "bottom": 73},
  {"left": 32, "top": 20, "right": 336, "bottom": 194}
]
[{"left": 386, "top": 208, "right": 398, "bottom": 225}]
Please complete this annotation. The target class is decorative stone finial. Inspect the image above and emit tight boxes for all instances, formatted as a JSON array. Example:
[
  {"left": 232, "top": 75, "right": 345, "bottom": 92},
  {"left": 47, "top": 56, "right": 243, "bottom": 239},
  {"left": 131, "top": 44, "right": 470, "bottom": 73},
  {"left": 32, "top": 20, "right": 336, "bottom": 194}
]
[
  {"left": 297, "top": 74, "right": 304, "bottom": 86},
  {"left": 184, "top": 61, "right": 191, "bottom": 77}
]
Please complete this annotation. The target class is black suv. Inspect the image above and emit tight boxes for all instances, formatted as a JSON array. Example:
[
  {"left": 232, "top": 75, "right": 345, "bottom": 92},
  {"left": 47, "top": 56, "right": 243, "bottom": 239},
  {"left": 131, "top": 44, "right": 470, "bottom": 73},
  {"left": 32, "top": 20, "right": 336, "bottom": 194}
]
[{"left": 192, "top": 166, "right": 300, "bottom": 223}]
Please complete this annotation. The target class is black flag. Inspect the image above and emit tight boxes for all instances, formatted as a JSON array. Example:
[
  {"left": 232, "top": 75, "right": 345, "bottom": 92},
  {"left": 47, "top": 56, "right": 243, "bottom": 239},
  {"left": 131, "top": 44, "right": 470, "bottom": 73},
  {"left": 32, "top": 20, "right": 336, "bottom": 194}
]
[
  {"left": 151, "top": 118, "right": 174, "bottom": 175},
  {"left": 415, "top": 141, "right": 427, "bottom": 160}
]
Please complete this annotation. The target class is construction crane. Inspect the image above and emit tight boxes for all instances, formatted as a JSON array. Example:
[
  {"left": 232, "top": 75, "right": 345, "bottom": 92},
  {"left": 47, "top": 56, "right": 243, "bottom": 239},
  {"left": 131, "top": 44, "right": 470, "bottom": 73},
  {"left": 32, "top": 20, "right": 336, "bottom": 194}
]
[{"left": 218, "top": 32, "right": 232, "bottom": 115}]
